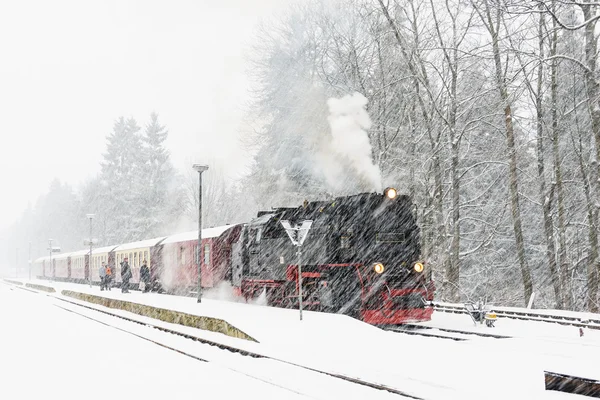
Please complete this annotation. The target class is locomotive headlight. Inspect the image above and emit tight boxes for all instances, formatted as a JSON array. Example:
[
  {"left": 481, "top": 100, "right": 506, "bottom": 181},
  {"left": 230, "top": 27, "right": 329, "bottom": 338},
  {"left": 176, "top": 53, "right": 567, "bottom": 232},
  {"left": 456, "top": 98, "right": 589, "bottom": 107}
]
[
  {"left": 373, "top": 263, "right": 385, "bottom": 274},
  {"left": 384, "top": 187, "right": 397, "bottom": 199},
  {"left": 414, "top": 262, "right": 424, "bottom": 273}
]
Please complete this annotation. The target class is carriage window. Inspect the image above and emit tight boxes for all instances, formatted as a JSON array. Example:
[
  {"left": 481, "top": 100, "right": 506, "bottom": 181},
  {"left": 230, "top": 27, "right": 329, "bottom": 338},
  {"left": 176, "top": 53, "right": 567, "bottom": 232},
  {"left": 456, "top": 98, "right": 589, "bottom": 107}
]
[
  {"left": 204, "top": 244, "right": 210, "bottom": 266},
  {"left": 180, "top": 247, "right": 185, "bottom": 265},
  {"left": 340, "top": 236, "right": 350, "bottom": 249},
  {"left": 144, "top": 251, "right": 148, "bottom": 262},
  {"left": 376, "top": 232, "right": 406, "bottom": 243}
]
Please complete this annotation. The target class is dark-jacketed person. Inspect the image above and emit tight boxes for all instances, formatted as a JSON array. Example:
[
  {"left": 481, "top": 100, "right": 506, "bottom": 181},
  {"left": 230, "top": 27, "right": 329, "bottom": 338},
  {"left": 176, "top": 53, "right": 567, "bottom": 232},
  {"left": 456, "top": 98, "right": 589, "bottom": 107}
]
[
  {"left": 120, "top": 257, "right": 132, "bottom": 293},
  {"left": 99, "top": 262, "right": 107, "bottom": 291},
  {"left": 140, "top": 259, "right": 150, "bottom": 293}
]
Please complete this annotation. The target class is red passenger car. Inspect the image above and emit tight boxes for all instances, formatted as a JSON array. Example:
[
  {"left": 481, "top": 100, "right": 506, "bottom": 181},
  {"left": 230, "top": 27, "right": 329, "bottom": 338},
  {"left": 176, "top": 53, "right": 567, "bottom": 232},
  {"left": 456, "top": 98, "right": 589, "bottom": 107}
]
[{"left": 156, "top": 225, "right": 240, "bottom": 295}]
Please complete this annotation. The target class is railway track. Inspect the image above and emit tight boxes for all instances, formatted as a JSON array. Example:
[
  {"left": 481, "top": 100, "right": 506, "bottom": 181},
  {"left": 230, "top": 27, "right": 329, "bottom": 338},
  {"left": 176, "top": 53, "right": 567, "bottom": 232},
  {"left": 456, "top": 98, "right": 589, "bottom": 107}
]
[
  {"left": 385, "top": 326, "right": 467, "bottom": 341},
  {"left": 5, "top": 281, "right": 424, "bottom": 400},
  {"left": 432, "top": 302, "right": 600, "bottom": 331},
  {"left": 385, "top": 324, "right": 510, "bottom": 341}
]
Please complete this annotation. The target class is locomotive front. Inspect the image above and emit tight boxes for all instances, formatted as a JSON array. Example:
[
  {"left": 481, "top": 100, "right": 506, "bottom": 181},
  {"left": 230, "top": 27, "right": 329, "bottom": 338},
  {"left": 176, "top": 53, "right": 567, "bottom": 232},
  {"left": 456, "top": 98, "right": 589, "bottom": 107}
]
[
  {"left": 356, "top": 188, "right": 434, "bottom": 324},
  {"left": 297, "top": 187, "right": 434, "bottom": 324}
]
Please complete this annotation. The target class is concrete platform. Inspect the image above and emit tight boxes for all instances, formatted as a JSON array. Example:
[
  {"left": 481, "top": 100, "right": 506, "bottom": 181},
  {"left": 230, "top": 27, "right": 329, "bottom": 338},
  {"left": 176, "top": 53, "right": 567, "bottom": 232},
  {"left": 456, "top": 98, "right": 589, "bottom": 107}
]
[{"left": 15, "top": 278, "right": 381, "bottom": 346}]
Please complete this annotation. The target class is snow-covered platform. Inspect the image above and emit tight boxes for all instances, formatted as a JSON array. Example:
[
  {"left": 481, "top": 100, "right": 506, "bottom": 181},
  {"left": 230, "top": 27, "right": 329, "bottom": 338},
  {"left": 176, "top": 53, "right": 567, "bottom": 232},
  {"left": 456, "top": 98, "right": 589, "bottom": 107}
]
[
  {"left": 5, "top": 277, "right": 598, "bottom": 400},
  {"left": 18, "top": 278, "right": 381, "bottom": 345}
]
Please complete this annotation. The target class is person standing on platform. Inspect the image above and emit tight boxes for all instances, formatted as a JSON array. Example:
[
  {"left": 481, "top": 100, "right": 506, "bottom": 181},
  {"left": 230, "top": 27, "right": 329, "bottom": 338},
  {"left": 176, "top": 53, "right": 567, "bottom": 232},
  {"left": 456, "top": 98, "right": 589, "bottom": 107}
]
[
  {"left": 105, "top": 263, "right": 112, "bottom": 290},
  {"left": 121, "top": 257, "right": 132, "bottom": 293},
  {"left": 140, "top": 259, "right": 150, "bottom": 293},
  {"left": 99, "top": 262, "right": 107, "bottom": 291}
]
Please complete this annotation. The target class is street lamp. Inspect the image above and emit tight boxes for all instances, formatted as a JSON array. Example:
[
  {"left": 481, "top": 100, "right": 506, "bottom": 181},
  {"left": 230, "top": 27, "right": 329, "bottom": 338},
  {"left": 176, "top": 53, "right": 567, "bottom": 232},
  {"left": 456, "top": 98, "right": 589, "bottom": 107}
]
[
  {"left": 48, "top": 239, "right": 53, "bottom": 280},
  {"left": 47, "top": 240, "right": 61, "bottom": 280},
  {"left": 192, "top": 164, "right": 208, "bottom": 303},
  {"left": 86, "top": 214, "right": 95, "bottom": 288}
]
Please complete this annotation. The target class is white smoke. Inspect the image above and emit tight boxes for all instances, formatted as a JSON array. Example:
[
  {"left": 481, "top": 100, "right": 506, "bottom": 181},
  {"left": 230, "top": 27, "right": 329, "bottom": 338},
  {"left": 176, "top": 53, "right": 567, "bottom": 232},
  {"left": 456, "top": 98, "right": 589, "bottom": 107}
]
[
  {"left": 204, "top": 281, "right": 245, "bottom": 303},
  {"left": 317, "top": 92, "right": 382, "bottom": 194}
]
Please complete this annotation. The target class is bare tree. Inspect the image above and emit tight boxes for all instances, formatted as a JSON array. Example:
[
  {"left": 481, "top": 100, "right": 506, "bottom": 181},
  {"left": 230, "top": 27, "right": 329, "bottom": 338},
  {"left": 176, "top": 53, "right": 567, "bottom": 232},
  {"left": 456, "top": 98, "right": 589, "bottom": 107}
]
[{"left": 475, "top": 0, "right": 533, "bottom": 305}]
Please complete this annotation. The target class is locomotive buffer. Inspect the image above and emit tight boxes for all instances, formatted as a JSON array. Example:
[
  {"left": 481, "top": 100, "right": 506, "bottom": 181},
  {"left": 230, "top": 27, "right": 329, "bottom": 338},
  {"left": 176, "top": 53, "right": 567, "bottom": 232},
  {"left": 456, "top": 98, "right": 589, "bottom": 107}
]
[{"left": 280, "top": 219, "right": 313, "bottom": 321}]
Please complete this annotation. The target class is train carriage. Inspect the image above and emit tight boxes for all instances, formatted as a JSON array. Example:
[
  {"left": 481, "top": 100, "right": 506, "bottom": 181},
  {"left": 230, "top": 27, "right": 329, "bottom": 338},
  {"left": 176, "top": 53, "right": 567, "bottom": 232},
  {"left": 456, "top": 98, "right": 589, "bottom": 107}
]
[
  {"left": 113, "top": 237, "right": 166, "bottom": 288},
  {"left": 33, "top": 256, "right": 49, "bottom": 279},
  {"left": 69, "top": 249, "right": 88, "bottom": 282},
  {"left": 52, "top": 252, "right": 71, "bottom": 280},
  {"left": 158, "top": 225, "right": 238, "bottom": 295}
]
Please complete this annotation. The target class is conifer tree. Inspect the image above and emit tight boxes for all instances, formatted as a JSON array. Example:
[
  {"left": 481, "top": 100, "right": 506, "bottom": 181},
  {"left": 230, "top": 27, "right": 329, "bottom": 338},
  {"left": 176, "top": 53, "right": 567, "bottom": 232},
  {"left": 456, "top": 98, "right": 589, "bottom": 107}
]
[
  {"left": 140, "top": 112, "right": 175, "bottom": 237},
  {"left": 100, "top": 116, "right": 144, "bottom": 243}
]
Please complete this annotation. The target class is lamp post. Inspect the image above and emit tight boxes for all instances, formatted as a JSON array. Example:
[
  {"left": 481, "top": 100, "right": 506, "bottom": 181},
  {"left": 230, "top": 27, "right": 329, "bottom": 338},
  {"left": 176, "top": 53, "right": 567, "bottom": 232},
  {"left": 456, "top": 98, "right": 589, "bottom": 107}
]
[
  {"left": 280, "top": 220, "right": 313, "bottom": 321},
  {"left": 28, "top": 242, "right": 31, "bottom": 281},
  {"left": 192, "top": 164, "right": 208, "bottom": 303},
  {"left": 48, "top": 239, "right": 53, "bottom": 280},
  {"left": 86, "top": 214, "right": 95, "bottom": 288},
  {"left": 16, "top": 248, "right": 18, "bottom": 278}
]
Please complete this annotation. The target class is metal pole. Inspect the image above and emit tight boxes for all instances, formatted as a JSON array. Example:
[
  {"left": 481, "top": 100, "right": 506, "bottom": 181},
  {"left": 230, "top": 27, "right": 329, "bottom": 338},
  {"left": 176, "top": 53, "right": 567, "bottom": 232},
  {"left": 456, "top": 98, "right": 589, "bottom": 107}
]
[
  {"left": 89, "top": 216, "right": 93, "bottom": 288},
  {"left": 297, "top": 246, "right": 303, "bottom": 321},
  {"left": 193, "top": 164, "right": 208, "bottom": 303},
  {"left": 49, "top": 239, "right": 52, "bottom": 281},
  {"left": 197, "top": 170, "right": 203, "bottom": 303},
  {"left": 28, "top": 242, "right": 31, "bottom": 281},
  {"left": 16, "top": 248, "right": 18, "bottom": 278}
]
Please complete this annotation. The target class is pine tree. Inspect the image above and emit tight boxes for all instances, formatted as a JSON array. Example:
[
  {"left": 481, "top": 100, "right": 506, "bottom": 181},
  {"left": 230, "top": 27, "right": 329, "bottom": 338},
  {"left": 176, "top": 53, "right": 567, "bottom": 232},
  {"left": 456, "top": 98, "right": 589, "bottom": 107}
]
[
  {"left": 140, "top": 112, "right": 175, "bottom": 237},
  {"left": 100, "top": 116, "right": 144, "bottom": 243}
]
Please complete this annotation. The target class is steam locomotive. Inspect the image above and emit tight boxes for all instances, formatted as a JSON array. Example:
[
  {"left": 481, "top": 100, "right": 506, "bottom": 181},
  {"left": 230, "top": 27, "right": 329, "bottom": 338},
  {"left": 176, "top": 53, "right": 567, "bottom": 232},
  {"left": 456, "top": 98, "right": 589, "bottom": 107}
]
[{"left": 34, "top": 188, "right": 434, "bottom": 325}]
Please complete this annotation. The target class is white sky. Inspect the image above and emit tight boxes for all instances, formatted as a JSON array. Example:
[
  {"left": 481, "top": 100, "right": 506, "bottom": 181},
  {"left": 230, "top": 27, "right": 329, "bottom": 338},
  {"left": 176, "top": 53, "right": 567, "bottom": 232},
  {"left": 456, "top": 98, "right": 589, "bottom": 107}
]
[{"left": 0, "top": 0, "right": 291, "bottom": 229}]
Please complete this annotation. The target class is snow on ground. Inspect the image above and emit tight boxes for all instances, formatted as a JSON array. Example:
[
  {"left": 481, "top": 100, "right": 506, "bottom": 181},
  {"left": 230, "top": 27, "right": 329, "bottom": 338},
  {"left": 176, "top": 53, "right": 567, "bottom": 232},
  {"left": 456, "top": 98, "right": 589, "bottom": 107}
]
[
  {"left": 0, "top": 285, "right": 308, "bottom": 400},
  {"left": 0, "top": 283, "right": 408, "bottom": 400},
  {"left": 7, "top": 278, "right": 599, "bottom": 400},
  {"left": 419, "top": 310, "right": 600, "bottom": 381}
]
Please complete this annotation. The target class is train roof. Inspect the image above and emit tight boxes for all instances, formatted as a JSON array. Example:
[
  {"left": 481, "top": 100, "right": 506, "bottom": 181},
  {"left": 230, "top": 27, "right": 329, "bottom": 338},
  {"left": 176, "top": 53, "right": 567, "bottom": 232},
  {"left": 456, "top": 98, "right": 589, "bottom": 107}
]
[
  {"left": 69, "top": 249, "right": 90, "bottom": 257},
  {"left": 92, "top": 244, "right": 120, "bottom": 254},
  {"left": 161, "top": 225, "right": 236, "bottom": 244},
  {"left": 47, "top": 252, "right": 71, "bottom": 261},
  {"left": 114, "top": 236, "right": 167, "bottom": 252}
]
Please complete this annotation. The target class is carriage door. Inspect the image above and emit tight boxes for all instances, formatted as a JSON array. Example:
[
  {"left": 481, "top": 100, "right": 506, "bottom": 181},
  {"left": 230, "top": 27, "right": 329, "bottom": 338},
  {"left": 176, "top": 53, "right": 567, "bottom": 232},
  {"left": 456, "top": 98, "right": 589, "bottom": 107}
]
[
  {"left": 108, "top": 252, "right": 115, "bottom": 271},
  {"left": 151, "top": 245, "right": 162, "bottom": 282}
]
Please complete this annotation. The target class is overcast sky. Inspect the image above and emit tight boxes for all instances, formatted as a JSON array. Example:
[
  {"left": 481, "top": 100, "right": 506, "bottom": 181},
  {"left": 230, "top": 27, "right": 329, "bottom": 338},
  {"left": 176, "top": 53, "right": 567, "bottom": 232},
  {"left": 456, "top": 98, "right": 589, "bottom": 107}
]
[{"left": 0, "top": 0, "right": 291, "bottom": 230}]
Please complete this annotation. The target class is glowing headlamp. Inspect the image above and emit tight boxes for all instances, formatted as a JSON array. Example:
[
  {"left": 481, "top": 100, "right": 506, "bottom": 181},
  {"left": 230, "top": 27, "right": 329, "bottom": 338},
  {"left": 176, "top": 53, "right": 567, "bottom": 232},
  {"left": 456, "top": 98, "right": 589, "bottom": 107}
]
[
  {"left": 373, "top": 263, "right": 385, "bottom": 274},
  {"left": 384, "top": 187, "right": 397, "bottom": 199}
]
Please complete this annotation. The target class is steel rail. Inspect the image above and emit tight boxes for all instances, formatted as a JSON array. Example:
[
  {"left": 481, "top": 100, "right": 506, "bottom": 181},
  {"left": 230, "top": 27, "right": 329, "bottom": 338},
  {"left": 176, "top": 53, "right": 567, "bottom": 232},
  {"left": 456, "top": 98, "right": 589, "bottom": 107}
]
[{"left": 431, "top": 302, "right": 600, "bottom": 330}]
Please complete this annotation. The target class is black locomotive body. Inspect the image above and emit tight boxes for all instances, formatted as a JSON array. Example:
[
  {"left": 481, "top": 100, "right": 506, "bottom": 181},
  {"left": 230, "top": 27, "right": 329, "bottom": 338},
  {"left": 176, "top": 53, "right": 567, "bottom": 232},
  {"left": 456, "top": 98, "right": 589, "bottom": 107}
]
[{"left": 231, "top": 189, "right": 434, "bottom": 324}]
